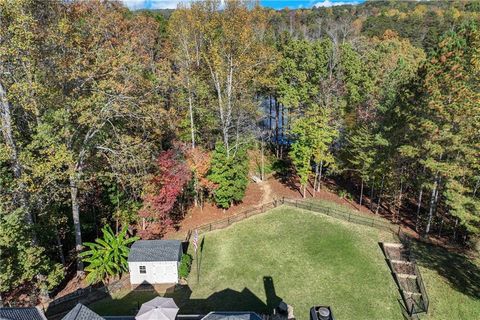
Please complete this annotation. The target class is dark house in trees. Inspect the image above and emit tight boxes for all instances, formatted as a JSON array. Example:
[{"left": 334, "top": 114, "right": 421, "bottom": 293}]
[{"left": 128, "top": 240, "right": 183, "bottom": 284}]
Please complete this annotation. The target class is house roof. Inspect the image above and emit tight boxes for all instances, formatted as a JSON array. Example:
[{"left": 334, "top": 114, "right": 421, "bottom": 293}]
[
  {"left": 128, "top": 240, "right": 182, "bottom": 262},
  {"left": 61, "top": 303, "right": 104, "bottom": 320},
  {"left": 201, "top": 312, "right": 263, "bottom": 320},
  {"left": 0, "top": 307, "right": 47, "bottom": 320}
]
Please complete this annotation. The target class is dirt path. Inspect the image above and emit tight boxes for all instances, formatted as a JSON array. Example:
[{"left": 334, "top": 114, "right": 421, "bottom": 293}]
[{"left": 258, "top": 180, "right": 274, "bottom": 205}]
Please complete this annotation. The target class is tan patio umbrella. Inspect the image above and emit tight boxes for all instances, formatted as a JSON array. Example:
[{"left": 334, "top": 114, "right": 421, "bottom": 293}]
[{"left": 135, "top": 297, "right": 179, "bottom": 320}]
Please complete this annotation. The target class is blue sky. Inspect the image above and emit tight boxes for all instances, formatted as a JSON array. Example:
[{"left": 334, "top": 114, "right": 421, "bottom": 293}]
[{"left": 121, "top": 0, "right": 364, "bottom": 11}]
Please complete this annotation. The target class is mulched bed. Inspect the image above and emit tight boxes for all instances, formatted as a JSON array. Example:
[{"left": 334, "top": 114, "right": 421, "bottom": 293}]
[
  {"left": 383, "top": 245, "right": 411, "bottom": 261},
  {"left": 391, "top": 261, "right": 416, "bottom": 275},
  {"left": 396, "top": 275, "right": 419, "bottom": 293}
]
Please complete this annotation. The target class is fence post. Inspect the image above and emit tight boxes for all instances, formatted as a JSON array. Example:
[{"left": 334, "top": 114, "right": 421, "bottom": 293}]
[
  {"left": 210, "top": 224, "right": 212, "bottom": 231},
  {"left": 282, "top": 196, "right": 285, "bottom": 204}
]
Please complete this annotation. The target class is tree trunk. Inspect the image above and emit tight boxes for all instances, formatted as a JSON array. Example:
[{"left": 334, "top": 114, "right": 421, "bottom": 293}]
[
  {"left": 187, "top": 85, "right": 195, "bottom": 149},
  {"left": 208, "top": 63, "right": 231, "bottom": 158},
  {"left": 473, "top": 177, "right": 479, "bottom": 197},
  {"left": 415, "top": 187, "right": 423, "bottom": 232},
  {"left": 191, "top": 174, "right": 198, "bottom": 207},
  {"left": 453, "top": 218, "right": 458, "bottom": 241},
  {"left": 313, "top": 163, "right": 319, "bottom": 193},
  {"left": 370, "top": 179, "right": 375, "bottom": 211},
  {"left": 425, "top": 174, "right": 440, "bottom": 235},
  {"left": 396, "top": 169, "right": 404, "bottom": 223},
  {"left": 0, "top": 82, "right": 35, "bottom": 235},
  {"left": 281, "top": 103, "right": 285, "bottom": 155},
  {"left": 261, "top": 138, "right": 265, "bottom": 181},
  {"left": 269, "top": 95, "right": 272, "bottom": 131},
  {"left": 55, "top": 228, "right": 66, "bottom": 267},
  {"left": 317, "top": 160, "right": 323, "bottom": 191},
  {"left": 375, "top": 174, "right": 385, "bottom": 215},
  {"left": 303, "top": 184, "right": 306, "bottom": 198},
  {"left": 438, "top": 216, "right": 444, "bottom": 237},
  {"left": 69, "top": 173, "right": 84, "bottom": 272},
  {"left": 359, "top": 178, "right": 364, "bottom": 206},
  {"left": 275, "top": 99, "right": 279, "bottom": 158}
]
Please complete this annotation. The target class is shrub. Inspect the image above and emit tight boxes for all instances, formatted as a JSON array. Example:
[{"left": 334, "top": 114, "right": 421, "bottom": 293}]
[
  {"left": 271, "top": 158, "right": 290, "bottom": 176},
  {"left": 178, "top": 253, "right": 193, "bottom": 279},
  {"left": 80, "top": 225, "right": 138, "bottom": 285},
  {"left": 338, "top": 189, "right": 348, "bottom": 199}
]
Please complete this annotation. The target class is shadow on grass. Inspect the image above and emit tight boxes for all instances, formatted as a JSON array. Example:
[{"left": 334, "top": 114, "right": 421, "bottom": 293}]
[
  {"left": 410, "top": 240, "right": 480, "bottom": 299},
  {"left": 90, "top": 277, "right": 284, "bottom": 317},
  {"left": 167, "top": 276, "right": 282, "bottom": 315}
]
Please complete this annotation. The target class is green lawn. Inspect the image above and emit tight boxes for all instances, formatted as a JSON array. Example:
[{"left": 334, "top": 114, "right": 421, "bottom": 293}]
[{"left": 90, "top": 205, "right": 480, "bottom": 320}]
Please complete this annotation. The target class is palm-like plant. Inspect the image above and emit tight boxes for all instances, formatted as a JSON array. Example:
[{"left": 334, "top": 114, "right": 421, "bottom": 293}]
[{"left": 79, "top": 225, "right": 138, "bottom": 285}]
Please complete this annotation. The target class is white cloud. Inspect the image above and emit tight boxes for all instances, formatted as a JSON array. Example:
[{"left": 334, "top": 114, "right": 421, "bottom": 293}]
[
  {"left": 314, "top": 0, "right": 357, "bottom": 8},
  {"left": 121, "top": 0, "right": 227, "bottom": 10},
  {"left": 121, "top": 0, "right": 187, "bottom": 10}
]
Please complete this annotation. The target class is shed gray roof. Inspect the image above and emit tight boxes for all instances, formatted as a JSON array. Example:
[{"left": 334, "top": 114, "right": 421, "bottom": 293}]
[
  {"left": 0, "top": 307, "right": 47, "bottom": 320},
  {"left": 201, "top": 312, "right": 262, "bottom": 320},
  {"left": 61, "top": 304, "right": 103, "bottom": 320},
  {"left": 128, "top": 240, "right": 182, "bottom": 262}
]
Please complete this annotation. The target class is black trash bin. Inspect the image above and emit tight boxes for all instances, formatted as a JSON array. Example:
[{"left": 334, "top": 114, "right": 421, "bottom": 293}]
[{"left": 309, "top": 306, "right": 334, "bottom": 320}]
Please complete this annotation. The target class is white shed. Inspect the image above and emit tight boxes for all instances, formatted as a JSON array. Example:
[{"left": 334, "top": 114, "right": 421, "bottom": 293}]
[{"left": 128, "top": 240, "right": 183, "bottom": 284}]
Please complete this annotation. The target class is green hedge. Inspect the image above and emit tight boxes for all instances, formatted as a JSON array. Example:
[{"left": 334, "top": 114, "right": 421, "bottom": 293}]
[{"left": 179, "top": 253, "right": 192, "bottom": 279}]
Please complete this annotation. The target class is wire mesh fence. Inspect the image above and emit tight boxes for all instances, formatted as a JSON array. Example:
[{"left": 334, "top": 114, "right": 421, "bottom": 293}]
[{"left": 381, "top": 242, "right": 430, "bottom": 318}]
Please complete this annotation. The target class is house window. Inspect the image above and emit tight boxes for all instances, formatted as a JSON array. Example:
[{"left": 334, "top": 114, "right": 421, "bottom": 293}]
[{"left": 139, "top": 266, "right": 146, "bottom": 274}]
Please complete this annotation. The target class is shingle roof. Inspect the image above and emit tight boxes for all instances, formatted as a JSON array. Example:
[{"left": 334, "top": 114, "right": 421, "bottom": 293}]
[
  {"left": 201, "top": 312, "right": 262, "bottom": 320},
  {"left": 0, "top": 307, "right": 47, "bottom": 320},
  {"left": 61, "top": 303, "right": 104, "bottom": 320},
  {"left": 128, "top": 240, "right": 182, "bottom": 262}
]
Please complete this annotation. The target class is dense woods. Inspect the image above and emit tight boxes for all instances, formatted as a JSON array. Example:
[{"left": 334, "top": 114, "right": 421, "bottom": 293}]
[{"left": 0, "top": 0, "right": 479, "bottom": 304}]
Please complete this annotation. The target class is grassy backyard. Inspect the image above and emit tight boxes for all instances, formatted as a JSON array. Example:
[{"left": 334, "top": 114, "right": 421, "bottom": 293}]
[{"left": 90, "top": 205, "right": 480, "bottom": 320}]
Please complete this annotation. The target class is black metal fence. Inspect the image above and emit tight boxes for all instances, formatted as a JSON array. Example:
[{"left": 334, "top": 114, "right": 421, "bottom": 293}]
[
  {"left": 187, "top": 200, "right": 280, "bottom": 239},
  {"left": 44, "top": 277, "right": 129, "bottom": 319},
  {"left": 414, "top": 264, "right": 429, "bottom": 313},
  {"left": 282, "top": 198, "right": 402, "bottom": 235},
  {"left": 188, "top": 197, "right": 403, "bottom": 241}
]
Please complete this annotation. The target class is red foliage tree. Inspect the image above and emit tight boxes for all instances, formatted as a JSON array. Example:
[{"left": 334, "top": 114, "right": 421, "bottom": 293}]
[
  {"left": 183, "top": 145, "right": 215, "bottom": 207},
  {"left": 139, "top": 149, "right": 191, "bottom": 239}
]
